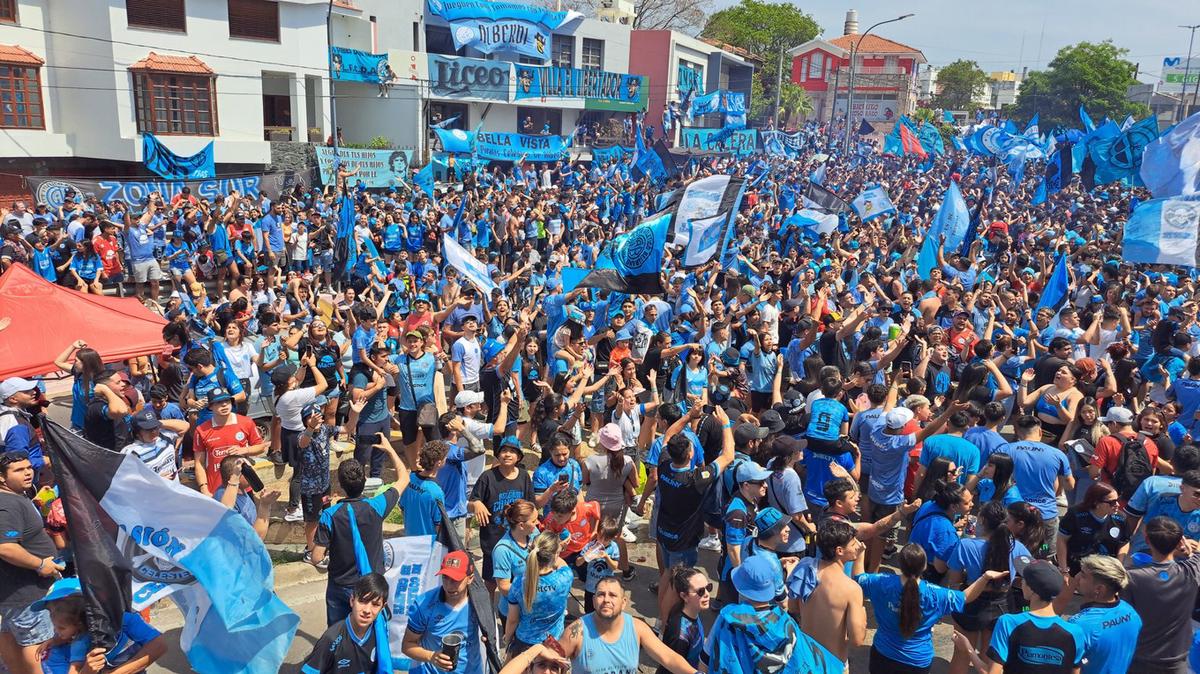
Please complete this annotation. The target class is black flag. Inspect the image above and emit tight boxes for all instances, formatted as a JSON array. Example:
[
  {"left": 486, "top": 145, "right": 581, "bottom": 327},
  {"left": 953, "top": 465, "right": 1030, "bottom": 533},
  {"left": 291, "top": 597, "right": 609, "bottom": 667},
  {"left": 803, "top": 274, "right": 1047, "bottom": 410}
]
[
  {"left": 857, "top": 119, "right": 876, "bottom": 135},
  {"left": 43, "top": 420, "right": 133, "bottom": 649},
  {"left": 804, "top": 183, "right": 851, "bottom": 213}
]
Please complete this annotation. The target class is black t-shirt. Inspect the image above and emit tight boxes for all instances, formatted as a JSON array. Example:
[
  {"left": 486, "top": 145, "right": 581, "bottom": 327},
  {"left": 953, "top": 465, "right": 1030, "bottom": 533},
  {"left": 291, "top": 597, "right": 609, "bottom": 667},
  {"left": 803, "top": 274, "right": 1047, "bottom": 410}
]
[
  {"left": 301, "top": 617, "right": 377, "bottom": 674},
  {"left": 1058, "top": 506, "right": 1130, "bottom": 572},
  {"left": 0, "top": 491, "right": 56, "bottom": 608},
  {"left": 299, "top": 337, "right": 342, "bottom": 389},
  {"left": 656, "top": 461, "right": 717, "bottom": 552},
  {"left": 84, "top": 397, "right": 121, "bottom": 450},
  {"left": 315, "top": 490, "right": 400, "bottom": 587},
  {"left": 655, "top": 606, "right": 706, "bottom": 674},
  {"left": 470, "top": 466, "right": 534, "bottom": 553},
  {"left": 694, "top": 414, "right": 724, "bottom": 465}
]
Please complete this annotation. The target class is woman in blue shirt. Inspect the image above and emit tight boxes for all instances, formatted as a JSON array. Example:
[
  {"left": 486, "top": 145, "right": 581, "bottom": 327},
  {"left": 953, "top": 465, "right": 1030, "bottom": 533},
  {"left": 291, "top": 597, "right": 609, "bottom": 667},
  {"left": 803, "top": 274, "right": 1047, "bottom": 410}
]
[
  {"left": 669, "top": 348, "right": 710, "bottom": 408},
  {"left": 945, "top": 500, "right": 1030, "bottom": 674},
  {"left": 908, "top": 480, "right": 973, "bottom": 582},
  {"left": 971, "top": 452, "right": 1022, "bottom": 505},
  {"left": 858, "top": 543, "right": 1006, "bottom": 674},
  {"left": 68, "top": 239, "right": 103, "bottom": 293},
  {"left": 503, "top": 531, "right": 573, "bottom": 658},
  {"left": 492, "top": 500, "right": 538, "bottom": 630}
]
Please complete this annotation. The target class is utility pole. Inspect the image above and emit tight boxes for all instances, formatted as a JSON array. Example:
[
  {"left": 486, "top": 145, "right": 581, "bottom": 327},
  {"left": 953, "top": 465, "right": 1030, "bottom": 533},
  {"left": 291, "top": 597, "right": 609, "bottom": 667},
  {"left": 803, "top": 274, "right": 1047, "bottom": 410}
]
[
  {"left": 326, "top": 0, "right": 339, "bottom": 154},
  {"left": 775, "top": 46, "right": 784, "bottom": 128},
  {"left": 1179, "top": 25, "right": 1199, "bottom": 120},
  {"left": 843, "top": 13, "right": 915, "bottom": 154}
]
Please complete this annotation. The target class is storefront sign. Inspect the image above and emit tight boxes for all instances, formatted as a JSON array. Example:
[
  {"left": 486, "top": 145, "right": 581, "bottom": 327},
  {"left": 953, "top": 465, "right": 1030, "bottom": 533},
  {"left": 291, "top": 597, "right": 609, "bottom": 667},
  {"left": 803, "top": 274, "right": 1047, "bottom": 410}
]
[
  {"left": 474, "top": 131, "right": 572, "bottom": 162},
  {"left": 428, "top": 54, "right": 511, "bottom": 101},
  {"left": 513, "top": 65, "right": 646, "bottom": 111}
]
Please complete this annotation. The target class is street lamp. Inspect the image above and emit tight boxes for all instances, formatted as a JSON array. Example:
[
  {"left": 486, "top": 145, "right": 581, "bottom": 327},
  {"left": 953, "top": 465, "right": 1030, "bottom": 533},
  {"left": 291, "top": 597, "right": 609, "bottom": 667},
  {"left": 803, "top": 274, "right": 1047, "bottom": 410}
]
[
  {"left": 843, "top": 13, "right": 914, "bottom": 153},
  {"left": 1179, "top": 25, "right": 1200, "bottom": 120}
]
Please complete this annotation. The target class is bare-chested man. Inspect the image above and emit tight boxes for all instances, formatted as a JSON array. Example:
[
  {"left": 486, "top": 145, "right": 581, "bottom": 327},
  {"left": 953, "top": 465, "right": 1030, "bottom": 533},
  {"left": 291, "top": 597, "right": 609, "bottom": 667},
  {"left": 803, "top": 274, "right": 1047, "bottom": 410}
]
[{"left": 801, "top": 519, "right": 867, "bottom": 671}]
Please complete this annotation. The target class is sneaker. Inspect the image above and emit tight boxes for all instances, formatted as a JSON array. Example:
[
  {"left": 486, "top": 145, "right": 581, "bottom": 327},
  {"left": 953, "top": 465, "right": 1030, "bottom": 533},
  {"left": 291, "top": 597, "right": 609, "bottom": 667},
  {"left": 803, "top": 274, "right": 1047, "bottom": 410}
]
[
  {"left": 268, "top": 450, "right": 284, "bottom": 466},
  {"left": 621, "top": 526, "right": 637, "bottom": 543},
  {"left": 698, "top": 534, "right": 721, "bottom": 551},
  {"left": 648, "top": 580, "right": 659, "bottom": 594},
  {"left": 284, "top": 507, "right": 303, "bottom": 523},
  {"left": 625, "top": 508, "right": 647, "bottom": 526},
  {"left": 303, "top": 550, "right": 329, "bottom": 571},
  {"left": 620, "top": 568, "right": 636, "bottom": 582}
]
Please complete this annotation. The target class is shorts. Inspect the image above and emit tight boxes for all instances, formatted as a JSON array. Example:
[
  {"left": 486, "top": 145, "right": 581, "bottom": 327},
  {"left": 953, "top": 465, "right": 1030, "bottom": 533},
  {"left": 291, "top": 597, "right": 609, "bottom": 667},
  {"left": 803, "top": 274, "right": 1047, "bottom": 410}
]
[
  {"left": 951, "top": 589, "right": 1007, "bottom": 633},
  {"left": 658, "top": 545, "right": 699, "bottom": 569},
  {"left": 301, "top": 489, "right": 331, "bottom": 522},
  {"left": 0, "top": 602, "right": 54, "bottom": 646},
  {"left": 869, "top": 646, "right": 927, "bottom": 674},
  {"left": 132, "top": 259, "right": 162, "bottom": 282},
  {"left": 398, "top": 409, "right": 440, "bottom": 445},
  {"left": 870, "top": 502, "right": 900, "bottom": 543},
  {"left": 170, "top": 266, "right": 190, "bottom": 279}
]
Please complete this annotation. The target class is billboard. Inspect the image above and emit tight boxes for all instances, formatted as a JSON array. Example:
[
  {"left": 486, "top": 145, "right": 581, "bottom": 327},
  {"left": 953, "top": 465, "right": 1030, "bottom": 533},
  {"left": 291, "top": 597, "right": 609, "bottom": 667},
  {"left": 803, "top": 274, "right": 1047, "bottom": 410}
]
[
  {"left": 834, "top": 97, "right": 899, "bottom": 122},
  {"left": 1161, "top": 56, "right": 1200, "bottom": 95}
]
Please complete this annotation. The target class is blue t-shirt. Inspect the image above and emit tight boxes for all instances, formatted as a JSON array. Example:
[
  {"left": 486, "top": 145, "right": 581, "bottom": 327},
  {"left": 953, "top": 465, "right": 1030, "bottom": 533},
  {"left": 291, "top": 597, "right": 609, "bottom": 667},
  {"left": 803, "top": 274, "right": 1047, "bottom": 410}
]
[
  {"left": 1168, "top": 377, "right": 1200, "bottom": 437},
  {"left": 945, "top": 536, "right": 1031, "bottom": 583},
  {"left": 54, "top": 611, "right": 160, "bottom": 673},
  {"left": 746, "top": 349, "right": 778, "bottom": 393},
  {"left": 999, "top": 440, "right": 1072, "bottom": 520},
  {"left": 349, "top": 367, "right": 389, "bottom": 423},
  {"left": 1142, "top": 490, "right": 1200, "bottom": 543},
  {"left": 988, "top": 612, "right": 1085, "bottom": 672},
  {"left": 920, "top": 434, "right": 981, "bottom": 482},
  {"left": 805, "top": 398, "right": 849, "bottom": 442},
  {"left": 977, "top": 479, "right": 1022, "bottom": 505},
  {"left": 1068, "top": 600, "right": 1141, "bottom": 674},
  {"left": 857, "top": 573, "right": 964, "bottom": 667},
  {"left": 850, "top": 406, "right": 885, "bottom": 473},
  {"left": 406, "top": 589, "right": 481, "bottom": 674},
  {"left": 492, "top": 530, "right": 533, "bottom": 617},
  {"left": 868, "top": 426, "right": 916, "bottom": 506},
  {"left": 394, "top": 352, "right": 437, "bottom": 410},
  {"left": 964, "top": 426, "right": 1008, "bottom": 463},
  {"left": 124, "top": 223, "right": 156, "bottom": 262},
  {"left": 400, "top": 473, "right": 445, "bottom": 537},
  {"left": 351, "top": 326, "right": 376, "bottom": 364},
  {"left": 800, "top": 448, "right": 855, "bottom": 508},
  {"left": 188, "top": 368, "right": 245, "bottom": 425},
  {"left": 909, "top": 501, "right": 960, "bottom": 565},
  {"left": 508, "top": 565, "right": 574, "bottom": 644},
  {"left": 532, "top": 459, "right": 583, "bottom": 496},
  {"left": 436, "top": 442, "right": 470, "bottom": 518}
]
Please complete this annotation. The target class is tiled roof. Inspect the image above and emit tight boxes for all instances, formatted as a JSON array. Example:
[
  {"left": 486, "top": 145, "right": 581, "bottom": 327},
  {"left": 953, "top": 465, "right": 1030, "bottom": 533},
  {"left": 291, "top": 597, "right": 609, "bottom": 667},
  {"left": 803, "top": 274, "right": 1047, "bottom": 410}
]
[
  {"left": 129, "top": 52, "right": 214, "bottom": 74},
  {"left": 699, "top": 37, "right": 763, "bottom": 63},
  {"left": 0, "top": 45, "right": 44, "bottom": 66},
  {"left": 829, "top": 33, "right": 923, "bottom": 57}
]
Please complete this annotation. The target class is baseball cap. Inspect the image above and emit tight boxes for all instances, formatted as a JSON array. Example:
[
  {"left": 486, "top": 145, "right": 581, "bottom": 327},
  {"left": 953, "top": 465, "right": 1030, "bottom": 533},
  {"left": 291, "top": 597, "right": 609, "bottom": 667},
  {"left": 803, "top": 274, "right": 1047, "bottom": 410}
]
[
  {"left": 0, "top": 377, "right": 38, "bottom": 400},
  {"left": 731, "top": 554, "right": 781, "bottom": 603},
  {"left": 270, "top": 364, "right": 297, "bottom": 390},
  {"left": 755, "top": 507, "right": 788, "bottom": 539},
  {"left": 1014, "top": 557, "right": 1063, "bottom": 600},
  {"left": 436, "top": 550, "right": 472, "bottom": 581},
  {"left": 597, "top": 423, "right": 623, "bottom": 452},
  {"left": 30, "top": 577, "right": 81, "bottom": 612},
  {"left": 614, "top": 328, "right": 634, "bottom": 342},
  {"left": 404, "top": 329, "right": 424, "bottom": 340},
  {"left": 1099, "top": 407, "right": 1134, "bottom": 424},
  {"left": 733, "top": 423, "right": 768, "bottom": 445},
  {"left": 736, "top": 461, "right": 772, "bottom": 484},
  {"left": 207, "top": 388, "right": 233, "bottom": 405},
  {"left": 721, "top": 347, "right": 741, "bottom": 367},
  {"left": 759, "top": 410, "right": 785, "bottom": 434},
  {"left": 497, "top": 435, "right": 522, "bottom": 452},
  {"left": 884, "top": 407, "right": 915, "bottom": 430},
  {"left": 481, "top": 339, "right": 506, "bottom": 364},
  {"left": 301, "top": 401, "right": 324, "bottom": 420},
  {"left": 454, "top": 390, "right": 484, "bottom": 408},
  {"left": 131, "top": 408, "right": 161, "bottom": 431}
]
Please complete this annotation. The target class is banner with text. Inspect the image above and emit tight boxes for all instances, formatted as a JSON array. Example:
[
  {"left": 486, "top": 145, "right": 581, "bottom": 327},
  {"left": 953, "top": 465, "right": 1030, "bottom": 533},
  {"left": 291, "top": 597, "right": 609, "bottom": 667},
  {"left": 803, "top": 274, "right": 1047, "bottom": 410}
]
[
  {"left": 315, "top": 147, "right": 414, "bottom": 188},
  {"left": 474, "top": 131, "right": 572, "bottom": 162},
  {"left": 677, "top": 62, "right": 705, "bottom": 95},
  {"left": 834, "top": 97, "right": 899, "bottom": 122},
  {"left": 427, "top": 54, "right": 511, "bottom": 101},
  {"left": 27, "top": 170, "right": 317, "bottom": 210},
  {"left": 381, "top": 535, "right": 449, "bottom": 672},
  {"left": 426, "top": 0, "right": 583, "bottom": 61},
  {"left": 330, "top": 46, "right": 390, "bottom": 83},
  {"left": 513, "top": 65, "right": 646, "bottom": 111},
  {"left": 681, "top": 128, "right": 758, "bottom": 156}
]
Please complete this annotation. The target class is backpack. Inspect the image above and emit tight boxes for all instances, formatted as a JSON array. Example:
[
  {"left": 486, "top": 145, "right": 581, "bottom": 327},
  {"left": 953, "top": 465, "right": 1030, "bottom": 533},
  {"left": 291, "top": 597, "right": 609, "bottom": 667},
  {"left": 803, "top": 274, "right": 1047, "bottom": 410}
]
[
  {"left": 1112, "top": 433, "right": 1153, "bottom": 502},
  {"left": 700, "top": 455, "right": 748, "bottom": 530}
]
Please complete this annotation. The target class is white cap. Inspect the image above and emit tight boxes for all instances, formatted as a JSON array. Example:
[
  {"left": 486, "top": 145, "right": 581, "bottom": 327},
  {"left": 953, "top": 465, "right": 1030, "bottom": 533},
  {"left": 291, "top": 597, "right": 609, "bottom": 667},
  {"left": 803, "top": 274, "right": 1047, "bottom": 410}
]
[
  {"left": 0, "top": 377, "right": 38, "bottom": 401},
  {"left": 454, "top": 390, "right": 484, "bottom": 408},
  {"left": 1100, "top": 407, "right": 1134, "bottom": 424},
  {"left": 884, "top": 407, "right": 914, "bottom": 430}
]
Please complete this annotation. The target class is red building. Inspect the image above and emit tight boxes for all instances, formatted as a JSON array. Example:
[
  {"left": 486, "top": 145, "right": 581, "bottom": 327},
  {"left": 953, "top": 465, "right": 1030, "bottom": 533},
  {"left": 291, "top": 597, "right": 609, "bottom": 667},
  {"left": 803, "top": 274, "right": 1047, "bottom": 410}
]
[{"left": 786, "top": 10, "right": 926, "bottom": 125}]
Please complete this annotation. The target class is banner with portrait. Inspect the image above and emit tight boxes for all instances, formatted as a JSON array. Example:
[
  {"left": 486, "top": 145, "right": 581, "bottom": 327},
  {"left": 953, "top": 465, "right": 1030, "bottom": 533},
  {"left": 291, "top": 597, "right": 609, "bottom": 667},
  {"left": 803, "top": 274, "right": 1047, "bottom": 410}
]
[
  {"left": 315, "top": 147, "right": 415, "bottom": 188},
  {"left": 329, "top": 46, "right": 390, "bottom": 83},
  {"left": 512, "top": 65, "right": 646, "bottom": 111}
]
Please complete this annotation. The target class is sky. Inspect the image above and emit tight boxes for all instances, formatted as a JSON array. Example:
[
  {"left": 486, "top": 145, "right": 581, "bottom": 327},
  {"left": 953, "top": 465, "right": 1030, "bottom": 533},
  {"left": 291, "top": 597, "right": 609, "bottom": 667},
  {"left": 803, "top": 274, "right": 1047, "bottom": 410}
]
[{"left": 713, "top": 0, "right": 1200, "bottom": 84}]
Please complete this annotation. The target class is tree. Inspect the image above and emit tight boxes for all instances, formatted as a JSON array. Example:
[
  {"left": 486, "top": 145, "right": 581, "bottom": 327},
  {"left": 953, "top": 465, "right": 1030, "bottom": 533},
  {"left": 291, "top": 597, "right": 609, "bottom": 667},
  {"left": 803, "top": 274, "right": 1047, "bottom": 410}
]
[
  {"left": 1011, "top": 41, "right": 1149, "bottom": 130},
  {"left": 532, "top": 0, "right": 712, "bottom": 33},
  {"left": 933, "top": 60, "right": 987, "bottom": 111},
  {"left": 701, "top": 0, "right": 819, "bottom": 121},
  {"left": 778, "top": 82, "right": 813, "bottom": 125}
]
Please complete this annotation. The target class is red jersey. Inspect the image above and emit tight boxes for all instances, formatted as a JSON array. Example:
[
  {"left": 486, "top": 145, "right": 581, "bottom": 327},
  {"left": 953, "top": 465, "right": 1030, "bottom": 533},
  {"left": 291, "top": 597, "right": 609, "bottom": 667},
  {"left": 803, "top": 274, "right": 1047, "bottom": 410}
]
[
  {"left": 541, "top": 501, "right": 601, "bottom": 556},
  {"left": 92, "top": 235, "right": 123, "bottom": 277},
  {"left": 193, "top": 414, "right": 262, "bottom": 491}
]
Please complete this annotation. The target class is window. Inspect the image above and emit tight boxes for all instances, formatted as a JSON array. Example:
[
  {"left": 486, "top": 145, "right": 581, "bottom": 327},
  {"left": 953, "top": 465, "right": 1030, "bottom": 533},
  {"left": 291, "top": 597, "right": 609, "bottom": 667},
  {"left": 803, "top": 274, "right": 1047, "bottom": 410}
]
[
  {"left": 424, "top": 25, "right": 462, "bottom": 57},
  {"left": 516, "top": 106, "right": 561, "bottom": 135},
  {"left": 0, "top": 64, "right": 43, "bottom": 129},
  {"left": 799, "top": 58, "right": 807, "bottom": 82},
  {"left": 885, "top": 55, "right": 897, "bottom": 70},
  {"left": 581, "top": 38, "right": 603, "bottom": 71},
  {"left": 132, "top": 71, "right": 217, "bottom": 135},
  {"left": 127, "top": 0, "right": 186, "bottom": 32},
  {"left": 552, "top": 35, "right": 574, "bottom": 68},
  {"left": 808, "top": 52, "right": 823, "bottom": 79},
  {"left": 0, "top": 0, "right": 17, "bottom": 24},
  {"left": 228, "top": 0, "right": 279, "bottom": 41},
  {"left": 518, "top": 55, "right": 541, "bottom": 65}
]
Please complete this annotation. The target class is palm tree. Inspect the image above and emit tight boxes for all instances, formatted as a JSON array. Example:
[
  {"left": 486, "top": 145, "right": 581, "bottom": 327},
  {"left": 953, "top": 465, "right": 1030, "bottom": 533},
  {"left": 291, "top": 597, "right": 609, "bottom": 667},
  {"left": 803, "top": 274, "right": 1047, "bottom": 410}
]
[{"left": 778, "top": 83, "right": 814, "bottom": 127}]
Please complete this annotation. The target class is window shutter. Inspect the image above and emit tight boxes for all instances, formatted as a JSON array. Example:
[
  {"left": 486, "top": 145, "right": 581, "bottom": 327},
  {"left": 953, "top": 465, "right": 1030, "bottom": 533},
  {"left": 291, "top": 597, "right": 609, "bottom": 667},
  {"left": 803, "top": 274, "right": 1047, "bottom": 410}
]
[
  {"left": 127, "top": 0, "right": 186, "bottom": 31},
  {"left": 228, "top": 0, "right": 279, "bottom": 41}
]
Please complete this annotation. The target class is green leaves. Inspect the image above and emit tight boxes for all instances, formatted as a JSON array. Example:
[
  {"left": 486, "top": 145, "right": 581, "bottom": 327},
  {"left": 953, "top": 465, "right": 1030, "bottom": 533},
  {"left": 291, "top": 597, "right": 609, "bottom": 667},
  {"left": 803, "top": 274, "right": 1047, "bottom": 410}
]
[{"left": 1011, "top": 41, "right": 1148, "bottom": 129}]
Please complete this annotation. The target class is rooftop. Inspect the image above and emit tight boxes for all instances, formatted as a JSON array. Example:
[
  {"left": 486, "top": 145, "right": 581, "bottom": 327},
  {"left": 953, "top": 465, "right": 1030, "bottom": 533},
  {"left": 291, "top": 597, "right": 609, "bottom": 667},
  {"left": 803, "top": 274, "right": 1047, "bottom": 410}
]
[
  {"left": 0, "top": 45, "right": 44, "bottom": 66},
  {"left": 128, "top": 52, "right": 214, "bottom": 75},
  {"left": 828, "top": 33, "right": 924, "bottom": 57}
]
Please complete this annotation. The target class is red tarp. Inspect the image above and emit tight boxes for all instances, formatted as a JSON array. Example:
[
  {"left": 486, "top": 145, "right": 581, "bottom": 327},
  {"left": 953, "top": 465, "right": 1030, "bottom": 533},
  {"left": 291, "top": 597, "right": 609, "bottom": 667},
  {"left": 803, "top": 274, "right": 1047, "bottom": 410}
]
[{"left": 0, "top": 264, "right": 168, "bottom": 379}]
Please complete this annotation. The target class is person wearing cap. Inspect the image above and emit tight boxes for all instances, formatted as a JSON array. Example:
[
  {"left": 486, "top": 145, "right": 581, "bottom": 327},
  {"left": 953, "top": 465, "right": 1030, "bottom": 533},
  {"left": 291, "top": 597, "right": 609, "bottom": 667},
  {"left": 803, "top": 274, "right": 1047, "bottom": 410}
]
[
  {"left": 0, "top": 377, "right": 47, "bottom": 483},
  {"left": 707, "top": 554, "right": 844, "bottom": 673},
  {"left": 979, "top": 558, "right": 1084, "bottom": 674},
  {"left": 31, "top": 576, "right": 166, "bottom": 674},
  {"left": 469, "top": 435, "right": 544, "bottom": 596},
  {"left": 454, "top": 387, "right": 512, "bottom": 495},
  {"left": 858, "top": 543, "right": 1008, "bottom": 674},
  {"left": 0, "top": 449, "right": 63, "bottom": 674},
  {"left": 740, "top": 507, "right": 795, "bottom": 599},
  {"left": 716, "top": 460, "right": 772, "bottom": 605},
  {"left": 996, "top": 415, "right": 1075, "bottom": 550},
  {"left": 181, "top": 345, "right": 247, "bottom": 426},
  {"left": 302, "top": 573, "right": 391, "bottom": 674},
  {"left": 122, "top": 407, "right": 190, "bottom": 480},
  {"left": 401, "top": 549, "right": 482, "bottom": 674},
  {"left": 1063, "top": 554, "right": 1141, "bottom": 674},
  {"left": 192, "top": 386, "right": 267, "bottom": 497},
  {"left": 394, "top": 327, "right": 440, "bottom": 459},
  {"left": 1088, "top": 405, "right": 1160, "bottom": 500}
]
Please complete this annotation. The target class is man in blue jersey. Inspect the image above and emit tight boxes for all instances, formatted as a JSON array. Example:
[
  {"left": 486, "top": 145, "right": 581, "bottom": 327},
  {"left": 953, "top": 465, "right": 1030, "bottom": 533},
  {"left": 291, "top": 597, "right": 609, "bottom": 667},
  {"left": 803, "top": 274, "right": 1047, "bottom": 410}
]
[
  {"left": 1068, "top": 554, "right": 1141, "bottom": 674},
  {"left": 997, "top": 415, "right": 1074, "bottom": 549},
  {"left": 401, "top": 550, "right": 481, "bottom": 674}
]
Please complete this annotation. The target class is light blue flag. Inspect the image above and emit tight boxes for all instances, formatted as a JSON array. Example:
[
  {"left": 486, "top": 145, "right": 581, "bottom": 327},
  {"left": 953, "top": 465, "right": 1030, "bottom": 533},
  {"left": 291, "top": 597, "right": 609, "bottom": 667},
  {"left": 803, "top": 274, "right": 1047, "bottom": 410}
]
[
  {"left": 633, "top": 122, "right": 667, "bottom": 183},
  {"left": 1023, "top": 113, "right": 1039, "bottom": 139},
  {"left": 931, "top": 181, "right": 970, "bottom": 251},
  {"left": 1032, "top": 177, "right": 1048, "bottom": 205},
  {"left": 1080, "top": 105, "right": 1096, "bottom": 132},
  {"left": 443, "top": 234, "right": 497, "bottom": 294},
  {"left": 1089, "top": 117, "right": 1159, "bottom": 185},
  {"left": 919, "top": 123, "right": 945, "bottom": 156},
  {"left": 1121, "top": 115, "right": 1135, "bottom": 131},
  {"left": 917, "top": 233, "right": 939, "bottom": 280},
  {"left": 1140, "top": 111, "right": 1200, "bottom": 198},
  {"left": 809, "top": 163, "right": 827, "bottom": 185},
  {"left": 430, "top": 115, "right": 460, "bottom": 129},
  {"left": 851, "top": 186, "right": 896, "bottom": 222},
  {"left": 952, "top": 135, "right": 967, "bottom": 152},
  {"left": 142, "top": 133, "right": 215, "bottom": 180},
  {"left": 434, "top": 127, "right": 473, "bottom": 154},
  {"left": 943, "top": 109, "right": 955, "bottom": 123},
  {"left": 1036, "top": 254, "right": 1071, "bottom": 313},
  {"left": 683, "top": 211, "right": 728, "bottom": 266},
  {"left": 415, "top": 162, "right": 436, "bottom": 199},
  {"left": 1123, "top": 194, "right": 1200, "bottom": 266}
]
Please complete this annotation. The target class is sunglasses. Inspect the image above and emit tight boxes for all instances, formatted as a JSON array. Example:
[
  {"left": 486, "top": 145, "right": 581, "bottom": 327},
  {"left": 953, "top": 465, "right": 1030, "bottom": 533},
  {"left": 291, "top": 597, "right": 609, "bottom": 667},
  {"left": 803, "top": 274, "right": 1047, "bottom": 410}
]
[{"left": 690, "top": 583, "right": 714, "bottom": 596}]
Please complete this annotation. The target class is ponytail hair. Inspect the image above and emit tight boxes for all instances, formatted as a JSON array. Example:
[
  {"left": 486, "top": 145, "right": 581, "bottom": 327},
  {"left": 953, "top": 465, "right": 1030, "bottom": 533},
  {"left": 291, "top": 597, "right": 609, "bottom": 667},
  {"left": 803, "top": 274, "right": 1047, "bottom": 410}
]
[
  {"left": 1006, "top": 501, "right": 1045, "bottom": 554},
  {"left": 523, "top": 531, "right": 562, "bottom": 612},
  {"left": 897, "top": 543, "right": 927, "bottom": 637},
  {"left": 502, "top": 499, "right": 536, "bottom": 529},
  {"left": 979, "top": 500, "right": 1012, "bottom": 575}
]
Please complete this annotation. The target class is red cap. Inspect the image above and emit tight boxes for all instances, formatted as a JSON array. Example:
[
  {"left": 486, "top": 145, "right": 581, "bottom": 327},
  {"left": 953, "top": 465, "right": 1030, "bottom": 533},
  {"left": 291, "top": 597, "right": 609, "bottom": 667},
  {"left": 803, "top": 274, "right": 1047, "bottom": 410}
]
[{"left": 436, "top": 550, "right": 471, "bottom": 581}]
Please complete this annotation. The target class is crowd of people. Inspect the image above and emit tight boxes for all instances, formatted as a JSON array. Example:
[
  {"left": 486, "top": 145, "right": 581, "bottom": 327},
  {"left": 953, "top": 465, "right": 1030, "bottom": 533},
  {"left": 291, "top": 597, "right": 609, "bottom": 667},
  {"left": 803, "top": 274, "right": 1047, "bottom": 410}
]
[{"left": 1, "top": 109, "right": 1199, "bottom": 674}]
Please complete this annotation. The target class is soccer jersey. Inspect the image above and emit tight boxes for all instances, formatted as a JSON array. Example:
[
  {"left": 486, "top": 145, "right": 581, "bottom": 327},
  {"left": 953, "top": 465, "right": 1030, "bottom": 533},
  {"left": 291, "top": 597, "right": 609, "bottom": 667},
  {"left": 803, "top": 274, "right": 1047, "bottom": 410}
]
[
  {"left": 301, "top": 617, "right": 377, "bottom": 674},
  {"left": 987, "top": 612, "right": 1085, "bottom": 674}
]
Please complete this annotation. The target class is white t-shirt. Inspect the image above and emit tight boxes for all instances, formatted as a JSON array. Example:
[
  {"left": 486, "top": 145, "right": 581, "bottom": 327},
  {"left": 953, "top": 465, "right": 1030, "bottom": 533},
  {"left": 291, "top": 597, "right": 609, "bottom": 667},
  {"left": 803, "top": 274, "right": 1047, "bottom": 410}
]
[
  {"left": 123, "top": 430, "right": 179, "bottom": 480},
  {"left": 275, "top": 386, "right": 319, "bottom": 432},
  {"left": 460, "top": 416, "right": 493, "bottom": 490}
]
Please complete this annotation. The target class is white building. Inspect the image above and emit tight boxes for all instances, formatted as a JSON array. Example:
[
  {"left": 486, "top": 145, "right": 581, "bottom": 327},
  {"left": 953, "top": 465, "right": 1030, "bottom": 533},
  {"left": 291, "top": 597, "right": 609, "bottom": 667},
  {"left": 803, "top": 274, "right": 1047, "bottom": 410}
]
[{"left": 0, "top": 0, "right": 335, "bottom": 193}]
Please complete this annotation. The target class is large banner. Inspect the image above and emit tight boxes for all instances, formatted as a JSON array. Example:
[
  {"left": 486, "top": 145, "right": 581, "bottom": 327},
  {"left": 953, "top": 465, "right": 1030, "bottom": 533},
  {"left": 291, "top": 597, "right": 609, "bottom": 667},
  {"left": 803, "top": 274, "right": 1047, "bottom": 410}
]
[
  {"left": 28, "top": 170, "right": 316, "bottom": 210},
  {"left": 681, "top": 128, "right": 758, "bottom": 156},
  {"left": 315, "top": 147, "right": 414, "bottom": 188},
  {"left": 142, "top": 133, "right": 215, "bottom": 181},
  {"left": 443, "top": 234, "right": 497, "bottom": 294},
  {"left": 513, "top": 65, "right": 646, "bottom": 111},
  {"left": 677, "top": 62, "right": 704, "bottom": 95},
  {"left": 428, "top": 54, "right": 511, "bottom": 101},
  {"left": 425, "top": 0, "right": 583, "bottom": 61},
  {"left": 591, "top": 145, "right": 632, "bottom": 164},
  {"left": 432, "top": 152, "right": 489, "bottom": 181},
  {"left": 474, "top": 130, "right": 572, "bottom": 162},
  {"left": 329, "top": 46, "right": 390, "bottom": 83},
  {"left": 834, "top": 97, "right": 899, "bottom": 122}
]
